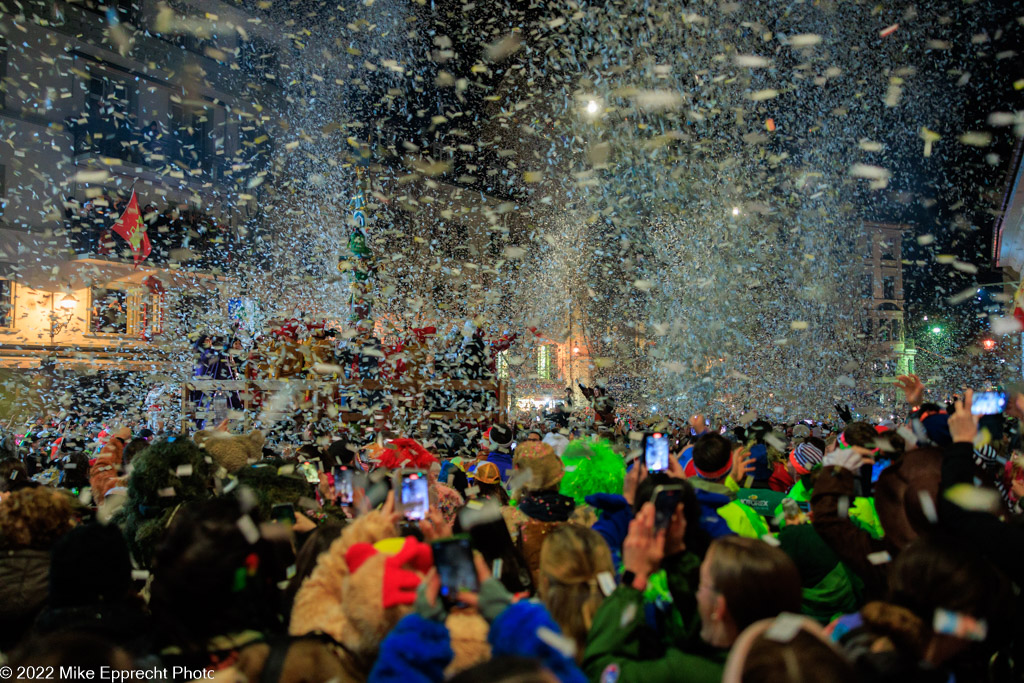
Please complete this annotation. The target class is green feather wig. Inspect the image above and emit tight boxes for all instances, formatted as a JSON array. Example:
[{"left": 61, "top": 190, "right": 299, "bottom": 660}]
[{"left": 559, "top": 438, "right": 625, "bottom": 506}]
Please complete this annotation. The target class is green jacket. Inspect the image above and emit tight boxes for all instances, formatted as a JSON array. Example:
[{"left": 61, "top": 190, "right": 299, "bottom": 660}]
[
  {"left": 777, "top": 523, "right": 863, "bottom": 623},
  {"left": 775, "top": 479, "right": 883, "bottom": 539},
  {"left": 717, "top": 500, "right": 770, "bottom": 539},
  {"left": 583, "top": 567, "right": 727, "bottom": 683}
]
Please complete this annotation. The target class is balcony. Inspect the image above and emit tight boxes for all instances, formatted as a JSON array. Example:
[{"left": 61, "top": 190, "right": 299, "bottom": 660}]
[
  {"left": 63, "top": 194, "right": 241, "bottom": 273},
  {"left": 68, "top": 115, "right": 233, "bottom": 183}
]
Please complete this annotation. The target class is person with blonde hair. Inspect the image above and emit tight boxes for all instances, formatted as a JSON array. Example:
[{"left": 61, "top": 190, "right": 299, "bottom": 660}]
[{"left": 538, "top": 525, "right": 614, "bottom": 660}]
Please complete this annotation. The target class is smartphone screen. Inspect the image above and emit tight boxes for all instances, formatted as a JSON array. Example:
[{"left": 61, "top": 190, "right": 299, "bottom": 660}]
[
  {"left": 463, "top": 508, "right": 534, "bottom": 593},
  {"left": 334, "top": 467, "right": 354, "bottom": 506},
  {"left": 652, "top": 485, "right": 684, "bottom": 530},
  {"left": 645, "top": 432, "right": 669, "bottom": 472},
  {"left": 399, "top": 471, "right": 429, "bottom": 521},
  {"left": 971, "top": 391, "right": 1007, "bottom": 416},
  {"left": 432, "top": 535, "right": 479, "bottom": 599},
  {"left": 271, "top": 503, "right": 296, "bottom": 525}
]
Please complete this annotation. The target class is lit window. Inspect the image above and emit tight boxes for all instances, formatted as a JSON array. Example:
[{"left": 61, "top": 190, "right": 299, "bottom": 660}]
[
  {"left": 537, "top": 345, "right": 552, "bottom": 380},
  {"left": 0, "top": 279, "right": 12, "bottom": 328},
  {"left": 90, "top": 287, "right": 128, "bottom": 334},
  {"left": 496, "top": 350, "right": 510, "bottom": 380}
]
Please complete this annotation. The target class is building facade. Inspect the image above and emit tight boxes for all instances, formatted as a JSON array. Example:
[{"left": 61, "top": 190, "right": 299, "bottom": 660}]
[
  {"left": 0, "top": 0, "right": 278, "bottom": 372},
  {"left": 859, "top": 221, "right": 916, "bottom": 377}
]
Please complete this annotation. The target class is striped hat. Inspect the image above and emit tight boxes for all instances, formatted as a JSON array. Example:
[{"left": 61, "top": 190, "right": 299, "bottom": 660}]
[{"left": 789, "top": 442, "right": 824, "bottom": 476}]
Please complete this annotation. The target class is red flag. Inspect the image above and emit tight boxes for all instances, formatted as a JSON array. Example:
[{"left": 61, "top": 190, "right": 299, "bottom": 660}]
[
  {"left": 110, "top": 189, "right": 151, "bottom": 265},
  {"left": 1014, "top": 278, "right": 1024, "bottom": 329}
]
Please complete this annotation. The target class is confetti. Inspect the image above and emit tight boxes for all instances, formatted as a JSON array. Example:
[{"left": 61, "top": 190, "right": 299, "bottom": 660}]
[{"left": 867, "top": 551, "right": 892, "bottom": 565}]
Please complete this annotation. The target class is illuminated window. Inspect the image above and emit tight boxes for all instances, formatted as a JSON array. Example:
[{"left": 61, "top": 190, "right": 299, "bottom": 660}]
[
  {"left": 537, "top": 345, "right": 552, "bottom": 380},
  {"left": 90, "top": 287, "right": 128, "bottom": 334},
  {"left": 0, "top": 279, "right": 12, "bottom": 328},
  {"left": 496, "top": 350, "right": 510, "bottom": 380}
]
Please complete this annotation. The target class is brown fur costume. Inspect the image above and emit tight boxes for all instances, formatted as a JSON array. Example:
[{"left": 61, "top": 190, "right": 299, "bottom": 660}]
[
  {"left": 289, "top": 511, "right": 489, "bottom": 679},
  {"left": 193, "top": 429, "right": 265, "bottom": 473}
]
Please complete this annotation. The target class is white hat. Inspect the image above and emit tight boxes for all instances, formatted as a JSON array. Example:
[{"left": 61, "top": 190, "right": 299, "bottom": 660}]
[{"left": 542, "top": 432, "right": 570, "bottom": 457}]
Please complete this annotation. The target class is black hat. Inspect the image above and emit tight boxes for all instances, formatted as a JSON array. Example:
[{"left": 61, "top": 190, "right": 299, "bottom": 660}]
[{"left": 488, "top": 424, "right": 514, "bottom": 450}]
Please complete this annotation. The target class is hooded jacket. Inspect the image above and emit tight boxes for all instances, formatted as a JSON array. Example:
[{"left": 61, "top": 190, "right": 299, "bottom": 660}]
[
  {"left": 690, "top": 480, "right": 768, "bottom": 539},
  {"left": 583, "top": 583, "right": 727, "bottom": 683},
  {"left": 0, "top": 549, "right": 50, "bottom": 648}
]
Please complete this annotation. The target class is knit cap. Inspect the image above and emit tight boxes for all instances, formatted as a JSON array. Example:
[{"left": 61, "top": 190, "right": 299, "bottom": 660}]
[{"left": 789, "top": 442, "right": 824, "bottom": 476}]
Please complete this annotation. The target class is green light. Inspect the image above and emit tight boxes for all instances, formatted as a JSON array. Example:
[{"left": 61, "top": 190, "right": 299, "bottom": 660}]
[{"left": 931, "top": 326, "right": 942, "bottom": 334}]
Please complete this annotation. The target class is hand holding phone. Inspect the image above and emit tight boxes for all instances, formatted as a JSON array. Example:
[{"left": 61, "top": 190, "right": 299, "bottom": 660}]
[
  {"left": 971, "top": 391, "right": 1007, "bottom": 416},
  {"left": 651, "top": 484, "right": 684, "bottom": 530},
  {"left": 271, "top": 503, "right": 296, "bottom": 525},
  {"left": 396, "top": 470, "right": 430, "bottom": 521},
  {"left": 645, "top": 433, "right": 670, "bottom": 472},
  {"left": 333, "top": 466, "right": 355, "bottom": 506},
  {"left": 431, "top": 535, "right": 480, "bottom": 605}
]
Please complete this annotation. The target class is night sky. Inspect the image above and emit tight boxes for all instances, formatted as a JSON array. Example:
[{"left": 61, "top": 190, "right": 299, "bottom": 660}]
[{"left": 886, "top": 2, "right": 1024, "bottom": 347}]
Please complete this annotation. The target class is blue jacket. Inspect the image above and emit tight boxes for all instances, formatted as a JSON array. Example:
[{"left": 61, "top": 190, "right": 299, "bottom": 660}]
[
  {"left": 748, "top": 443, "right": 772, "bottom": 482},
  {"left": 587, "top": 493, "right": 632, "bottom": 573},
  {"left": 369, "top": 601, "right": 587, "bottom": 683},
  {"left": 487, "top": 450, "right": 514, "bottom": 483},
  {"left": 693, "top": 487, "right": 737, "bottom": 539}
]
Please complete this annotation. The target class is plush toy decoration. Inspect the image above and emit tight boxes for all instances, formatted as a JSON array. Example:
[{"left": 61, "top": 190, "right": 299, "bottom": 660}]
[
  {"left": 374, "top": 438, "right": 438, "bottom": 469},
  {"left": 345, "top": 537, "right": 433, "bottom": 608},
  {"left": 193, "top": 428, "right": 266, "bottom": 473},
  {"left": 290, "top": 511, "right": 490, "bottom": 678}
]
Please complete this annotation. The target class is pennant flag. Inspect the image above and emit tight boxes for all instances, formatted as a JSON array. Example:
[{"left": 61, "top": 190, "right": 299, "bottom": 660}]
[{"left": 110, "top": 189, "right": 151, "bottom": 266}]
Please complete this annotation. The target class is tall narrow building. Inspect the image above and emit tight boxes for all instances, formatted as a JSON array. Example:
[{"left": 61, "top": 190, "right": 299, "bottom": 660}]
[{"left": 859, "top": 222, "right": 915, "bottom": 377}]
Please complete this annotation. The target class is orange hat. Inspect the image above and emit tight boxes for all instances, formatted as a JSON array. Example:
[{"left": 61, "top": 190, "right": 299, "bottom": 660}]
[{"left": 473, "top": 461, "right": 501, "bottom": 485}]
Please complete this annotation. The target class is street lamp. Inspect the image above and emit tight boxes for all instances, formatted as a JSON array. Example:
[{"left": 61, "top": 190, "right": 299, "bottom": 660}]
[
  {"left": 931, "top": 326, "right": 942, "bottom": 334},
  {"left": 49, "top": 293, "right": 77, "bottom": 342},
  {"left": 579, "top": 95, "right": 604, "bottom": 119}
]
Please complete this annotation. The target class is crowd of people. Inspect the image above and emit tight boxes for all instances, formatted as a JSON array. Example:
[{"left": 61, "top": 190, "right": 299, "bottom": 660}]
[{"left": 0, "top": 372, "right": 1022, "bottom": 682}]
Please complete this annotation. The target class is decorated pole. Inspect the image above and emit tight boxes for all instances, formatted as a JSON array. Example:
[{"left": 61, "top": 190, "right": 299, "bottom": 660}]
[{"left": 339, "top": 165, "right": 376, "bottom": 326}]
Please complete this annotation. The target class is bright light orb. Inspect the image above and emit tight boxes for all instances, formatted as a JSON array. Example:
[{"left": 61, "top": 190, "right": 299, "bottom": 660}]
[
  {"left": 731, "top": 207, "right": 740, "bottom": 216},
  {"left": 586, "top": 99, "right": 599, "bottom": 114}
]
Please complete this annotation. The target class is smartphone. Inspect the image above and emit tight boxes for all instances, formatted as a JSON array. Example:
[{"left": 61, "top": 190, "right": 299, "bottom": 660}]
[
  {"left": 463, "top": 508, "right": 534, "bottom": 593},
  {"left": 651, "top": 484, "right": 684, "bottom": 530},
  {"left": 431, "top": 535, "right": 480, "bottom": 601},
  {"left": 396, "top": 470, "right": 429, "bottom": 521},
  {"left": 645, "top": 432, "right": 670, "bottom": 472},
  {"left": 971, "top": 391, "right": 1007, "bottom": 416},
  {"left": 334, "top": 466, "right": 355, "bottom": 506},
  {"left": 271, "top": 503, "right": 296, "bottom": 525}
]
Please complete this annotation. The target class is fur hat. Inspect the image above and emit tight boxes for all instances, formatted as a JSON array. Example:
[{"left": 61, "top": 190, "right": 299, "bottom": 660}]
[
  {"left": 114, "top": 436, "right": 215, "bottom": 566},
  {"left": 193, "top": 429, "right": 266, "bottom": 473},
  {"left": 289, "top": 511, "right": 489, "bottom": 677},
  {"left": 512, "top": 442, "right": 563, "bottom": 492},
  {"left": 541, "top": 432, "right": 570, "bottom": 457},
  {"left": 235, "top": 461, "right": 315, "bottom": 521},
  {"left": 374, "top": 438, "right": 438, "bottom": 469}
]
